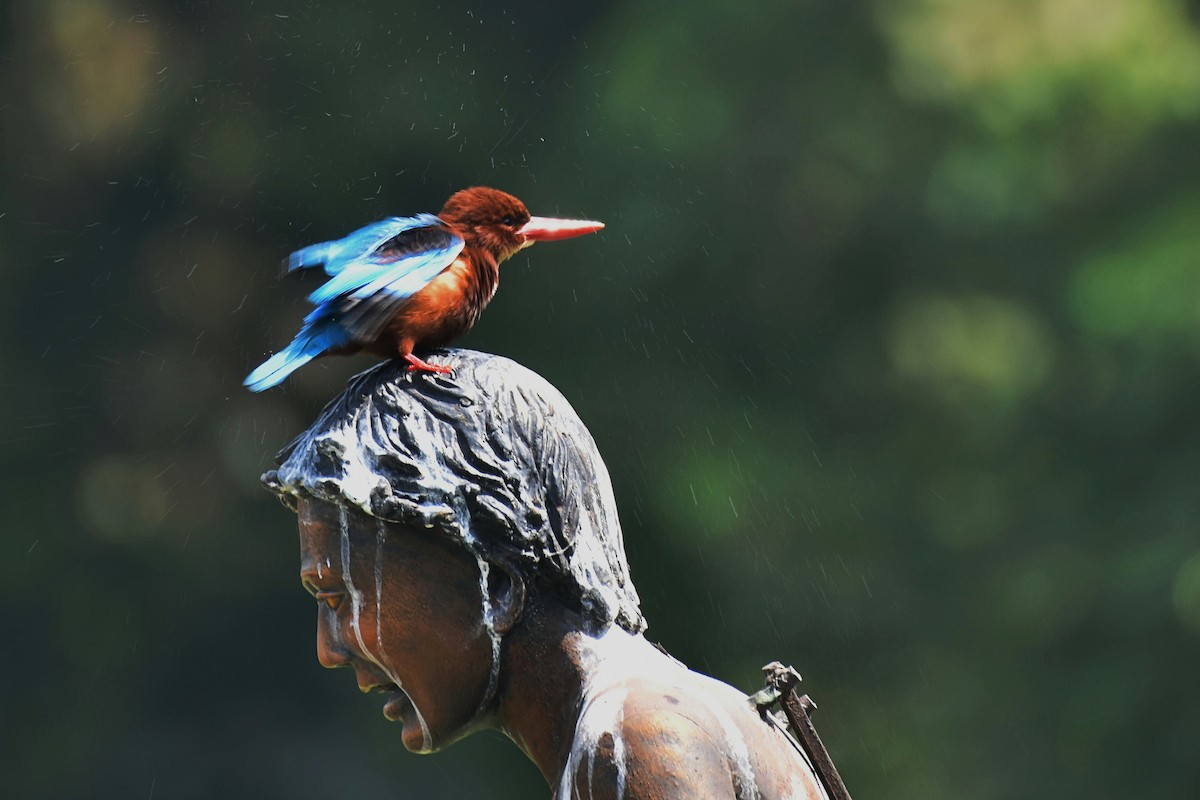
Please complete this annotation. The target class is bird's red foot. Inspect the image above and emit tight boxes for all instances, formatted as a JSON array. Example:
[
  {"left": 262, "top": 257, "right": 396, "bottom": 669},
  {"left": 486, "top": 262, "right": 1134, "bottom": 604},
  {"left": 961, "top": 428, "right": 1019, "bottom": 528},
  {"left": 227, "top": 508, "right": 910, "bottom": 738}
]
[{"left": 404, "top": 353, "right": 453, "bottom": 374}]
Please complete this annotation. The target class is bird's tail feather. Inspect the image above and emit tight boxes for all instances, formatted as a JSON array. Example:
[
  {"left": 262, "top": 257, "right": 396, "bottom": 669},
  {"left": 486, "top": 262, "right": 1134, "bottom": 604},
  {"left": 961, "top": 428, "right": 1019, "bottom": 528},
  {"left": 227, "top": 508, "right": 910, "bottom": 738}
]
[{"left": 243, "top": 325, "right": 349, "bottom": 392}]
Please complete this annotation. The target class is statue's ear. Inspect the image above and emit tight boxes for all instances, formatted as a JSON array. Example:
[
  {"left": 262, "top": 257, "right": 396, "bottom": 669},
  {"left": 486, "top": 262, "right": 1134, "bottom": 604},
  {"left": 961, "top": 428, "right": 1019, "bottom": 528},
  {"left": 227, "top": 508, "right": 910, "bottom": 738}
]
[{"left": 486, "top": 560, "right": 526, "bottom": 635}]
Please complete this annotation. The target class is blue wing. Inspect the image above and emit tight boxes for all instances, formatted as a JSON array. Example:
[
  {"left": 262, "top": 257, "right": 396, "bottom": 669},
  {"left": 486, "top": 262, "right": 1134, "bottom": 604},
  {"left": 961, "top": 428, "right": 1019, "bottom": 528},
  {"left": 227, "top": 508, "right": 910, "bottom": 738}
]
[
  {"left": 285, "top": 214, "right": 447, "bottom": 275},
  {"left": 244, "top": 215, "right": 465, "bottom": 392},
  {"left": 304, "top": 216, "right": 463, "bottom": 306}
]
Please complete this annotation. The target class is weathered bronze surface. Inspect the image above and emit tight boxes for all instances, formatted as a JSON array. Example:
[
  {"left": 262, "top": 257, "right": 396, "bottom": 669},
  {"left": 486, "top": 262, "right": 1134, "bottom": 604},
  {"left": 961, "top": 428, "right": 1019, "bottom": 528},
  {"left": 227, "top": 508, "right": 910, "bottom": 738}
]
[{"left": 264, "top": 349, "right": 832, "bottom": 799}]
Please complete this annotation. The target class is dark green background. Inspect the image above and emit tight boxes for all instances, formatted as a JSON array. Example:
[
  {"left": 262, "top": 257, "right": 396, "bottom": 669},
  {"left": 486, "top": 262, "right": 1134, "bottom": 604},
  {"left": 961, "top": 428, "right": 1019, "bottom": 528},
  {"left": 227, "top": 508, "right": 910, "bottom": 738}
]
[{"left": 4, "top": 1, "right": 1199, "bottom": 797}]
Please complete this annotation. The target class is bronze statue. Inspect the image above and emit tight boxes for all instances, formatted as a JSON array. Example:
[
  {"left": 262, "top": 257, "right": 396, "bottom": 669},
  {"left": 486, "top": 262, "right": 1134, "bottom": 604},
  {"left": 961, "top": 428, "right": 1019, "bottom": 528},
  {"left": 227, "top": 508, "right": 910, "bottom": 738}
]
[{"left": 263, "top": 349, "right": 833, "bottom": 799}]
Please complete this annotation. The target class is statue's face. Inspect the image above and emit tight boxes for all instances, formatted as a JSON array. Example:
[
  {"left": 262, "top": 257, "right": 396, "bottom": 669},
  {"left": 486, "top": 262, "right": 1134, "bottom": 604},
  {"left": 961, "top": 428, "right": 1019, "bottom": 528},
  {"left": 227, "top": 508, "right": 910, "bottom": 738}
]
[{"left": 296, "top": 497, "right": 497, "bottom": 753}]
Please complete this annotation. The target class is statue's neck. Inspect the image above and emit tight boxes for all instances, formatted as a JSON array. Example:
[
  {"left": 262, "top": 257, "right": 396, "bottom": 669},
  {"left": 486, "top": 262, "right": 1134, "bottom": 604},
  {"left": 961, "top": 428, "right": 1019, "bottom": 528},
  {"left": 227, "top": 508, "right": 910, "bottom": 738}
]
[{"left": 494, "top": 610, "right": 676, "bottom": 789}]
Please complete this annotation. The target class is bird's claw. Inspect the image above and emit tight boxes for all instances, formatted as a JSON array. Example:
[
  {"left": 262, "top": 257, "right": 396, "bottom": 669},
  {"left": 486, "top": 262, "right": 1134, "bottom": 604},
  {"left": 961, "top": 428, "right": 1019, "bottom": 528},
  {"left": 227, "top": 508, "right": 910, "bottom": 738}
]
[{"left": 404, "top": 353, "right": 454, "bottom": 375}]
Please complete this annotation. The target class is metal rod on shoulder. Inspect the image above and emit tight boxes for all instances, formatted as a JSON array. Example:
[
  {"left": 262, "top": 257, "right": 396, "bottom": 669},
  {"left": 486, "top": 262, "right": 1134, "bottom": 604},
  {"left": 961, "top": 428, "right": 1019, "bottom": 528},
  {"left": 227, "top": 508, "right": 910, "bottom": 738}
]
[{"left": 754, "top": 662, "right": 853, "bottom": 800}]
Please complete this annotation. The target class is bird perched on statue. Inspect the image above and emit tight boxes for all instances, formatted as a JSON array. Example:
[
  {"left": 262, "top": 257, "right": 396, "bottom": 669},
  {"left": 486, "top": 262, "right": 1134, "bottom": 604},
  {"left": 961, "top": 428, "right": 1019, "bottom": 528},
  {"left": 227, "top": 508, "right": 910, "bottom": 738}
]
[{"left": 244, "top": 186, "right": 604, "bottom": 392}]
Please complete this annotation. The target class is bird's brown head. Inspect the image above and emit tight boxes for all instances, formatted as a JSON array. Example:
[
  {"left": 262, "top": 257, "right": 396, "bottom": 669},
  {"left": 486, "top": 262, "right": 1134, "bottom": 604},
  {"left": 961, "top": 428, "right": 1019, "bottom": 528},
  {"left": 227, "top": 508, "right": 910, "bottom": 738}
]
[
  {"left": 440, "top": 187, "right": 532, "bottom": 262},
  {"left": 440, "top": 186, "right": 604, "bottom": 263}
]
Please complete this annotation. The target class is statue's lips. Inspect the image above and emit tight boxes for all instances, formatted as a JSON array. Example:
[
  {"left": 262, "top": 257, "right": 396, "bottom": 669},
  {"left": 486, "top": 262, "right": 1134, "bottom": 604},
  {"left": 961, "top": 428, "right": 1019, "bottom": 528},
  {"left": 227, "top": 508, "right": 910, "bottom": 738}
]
[{"left": 382, "top": 688, "right": 410, "bottom": 721}]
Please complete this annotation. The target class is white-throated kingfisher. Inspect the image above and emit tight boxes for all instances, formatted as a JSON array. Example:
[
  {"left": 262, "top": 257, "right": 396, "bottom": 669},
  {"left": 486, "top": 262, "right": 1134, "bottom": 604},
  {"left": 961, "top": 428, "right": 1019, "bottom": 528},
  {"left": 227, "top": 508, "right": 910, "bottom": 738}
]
[{"left": 244, "top": 187, "right": 603, "bottom": 391}]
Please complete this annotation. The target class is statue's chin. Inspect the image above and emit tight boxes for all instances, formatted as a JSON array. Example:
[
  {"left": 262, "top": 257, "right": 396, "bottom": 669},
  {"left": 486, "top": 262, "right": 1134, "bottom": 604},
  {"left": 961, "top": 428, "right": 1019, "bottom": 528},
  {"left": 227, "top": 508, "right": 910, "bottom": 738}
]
[
  {"left": 384, "top": 692, "right": 437, "bottom": 754},
  {"left": 402, "top": 726, "right": 437, "bottom": 755}
]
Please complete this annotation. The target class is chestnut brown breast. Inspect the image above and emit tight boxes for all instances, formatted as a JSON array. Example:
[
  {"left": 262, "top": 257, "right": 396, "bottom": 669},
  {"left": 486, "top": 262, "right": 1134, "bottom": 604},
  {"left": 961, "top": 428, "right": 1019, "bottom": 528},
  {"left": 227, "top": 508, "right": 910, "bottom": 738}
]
[{"left": 371, "top": 253, "right": 501, "bottom": 357}]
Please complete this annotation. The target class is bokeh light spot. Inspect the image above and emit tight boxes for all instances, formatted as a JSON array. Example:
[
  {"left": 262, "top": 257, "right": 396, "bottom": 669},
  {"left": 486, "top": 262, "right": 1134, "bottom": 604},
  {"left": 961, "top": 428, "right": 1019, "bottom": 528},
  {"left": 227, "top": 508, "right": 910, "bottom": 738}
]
[
  {"left": 1171, "top": 552, "right": 1200, "bottom": 635},
  {"left": 29, "top": 0, "right": 161, "bottom": 149},
  {"left": 888, "top": 292, "right": 1056, "bottom": 404},
  {"left": 1068, "top": 197, "right": 1200, "bottom": 341},
  {"left": 76, "top": 455, "right": 170, "bottom": 542},
  {"left": 982, "top": 545, "right": 1098, "bottom": 645}
]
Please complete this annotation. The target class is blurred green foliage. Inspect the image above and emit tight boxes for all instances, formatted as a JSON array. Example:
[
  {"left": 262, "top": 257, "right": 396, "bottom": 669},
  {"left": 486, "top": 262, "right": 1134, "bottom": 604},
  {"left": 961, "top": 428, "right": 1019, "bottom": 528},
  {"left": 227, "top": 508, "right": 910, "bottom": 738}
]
[{"left": 3, "top": 0, "right": 1199, "bottom": 797}]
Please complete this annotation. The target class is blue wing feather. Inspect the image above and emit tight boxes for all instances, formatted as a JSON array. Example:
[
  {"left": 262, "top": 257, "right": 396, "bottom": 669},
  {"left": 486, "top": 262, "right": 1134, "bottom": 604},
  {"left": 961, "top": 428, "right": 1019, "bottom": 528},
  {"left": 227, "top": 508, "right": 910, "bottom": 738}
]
[
  {"left": 309, "top": 242, "right": 462, "bottom": 305},
  {"left": 285, "top": 241, "right": 336, "bottom": 273},
  {"left": 304, "top": 217, "right": 464, "bottom": 305},
  {"left": 286, "top": 214, "right": 446, "bottom": 276},
  {"left": 245, "top": 213, "right": 466, "bottom": 390}
]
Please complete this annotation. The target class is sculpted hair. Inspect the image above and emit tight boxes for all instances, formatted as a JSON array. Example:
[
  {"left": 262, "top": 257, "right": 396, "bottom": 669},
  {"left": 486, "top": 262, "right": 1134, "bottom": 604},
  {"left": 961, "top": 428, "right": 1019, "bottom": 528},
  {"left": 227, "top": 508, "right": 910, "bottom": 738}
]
[{"left": 262, "top": 348, "right": 645, "bottom": 634}]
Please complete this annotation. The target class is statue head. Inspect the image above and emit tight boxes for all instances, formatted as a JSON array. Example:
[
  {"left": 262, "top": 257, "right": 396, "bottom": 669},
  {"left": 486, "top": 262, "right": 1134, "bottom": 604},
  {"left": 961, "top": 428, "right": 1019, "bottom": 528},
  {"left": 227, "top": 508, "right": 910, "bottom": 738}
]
[
  {"left": 263, "top": 349, "right": 643, "bottom": 634},
  {"left": 260, "top": 349, "right": 645, "bottom": 750}
]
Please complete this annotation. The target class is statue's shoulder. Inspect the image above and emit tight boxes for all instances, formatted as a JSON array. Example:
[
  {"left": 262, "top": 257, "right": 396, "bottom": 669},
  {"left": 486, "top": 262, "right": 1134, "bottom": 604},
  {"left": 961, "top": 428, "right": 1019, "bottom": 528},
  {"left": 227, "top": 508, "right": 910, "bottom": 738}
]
[
  {"left": 557, "top": 676, "right": 744, "bottom": 800},
  {"left": 558, "top": 638, "right": 827, "bottom": 799},
  {"left": 612, "top": 673, "right": 830, "bottom": 800},
  {"left": 561, "top": 689, "right": 737, "bottom": 800}
]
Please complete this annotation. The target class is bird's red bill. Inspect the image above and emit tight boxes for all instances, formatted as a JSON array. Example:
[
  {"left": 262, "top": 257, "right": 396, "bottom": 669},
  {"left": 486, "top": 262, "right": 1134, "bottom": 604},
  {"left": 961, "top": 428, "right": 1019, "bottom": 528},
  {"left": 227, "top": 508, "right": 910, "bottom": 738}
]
[{"left": 519, "top": 216, "right": 605, "bottom": 242}]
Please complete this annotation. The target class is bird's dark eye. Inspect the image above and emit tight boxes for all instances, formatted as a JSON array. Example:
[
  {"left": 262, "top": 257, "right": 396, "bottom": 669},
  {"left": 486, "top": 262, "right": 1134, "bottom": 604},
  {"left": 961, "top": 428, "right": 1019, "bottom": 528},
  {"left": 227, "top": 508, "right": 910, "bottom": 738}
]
[{"left": 501, "top": 215, "right": 515, "bottom": 227}]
